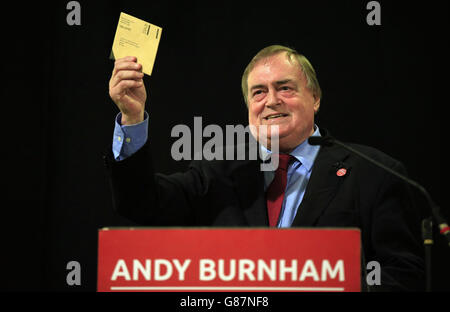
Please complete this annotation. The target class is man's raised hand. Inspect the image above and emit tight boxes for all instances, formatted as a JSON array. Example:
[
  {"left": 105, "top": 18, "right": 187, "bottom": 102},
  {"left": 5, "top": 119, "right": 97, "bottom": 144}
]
[{"left": 109, "top": 56, "right": 147, "bottom": 125}]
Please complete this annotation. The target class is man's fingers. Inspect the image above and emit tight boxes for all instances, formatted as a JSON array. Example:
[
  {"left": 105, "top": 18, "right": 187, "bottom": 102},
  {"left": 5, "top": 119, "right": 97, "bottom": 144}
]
[
  {"left": 116, "top": 56, "right": 137, "bottom": 63},
  {"left": 114, "top": 56, "right": 137, "bottom": 69},
  {"left": 112, "top": 78, "right": 144, "bottom": 96},
  {"left": 110, "top": 70, "right": 144, "bottom": 89},
  {"left": 109, "top": 56, "right": 145, "bottom": 105},
  {"left": 112, "top": 55, "right": 141, "bottom": 76},
  {"left": 110, "top": 79, "right": 143, "bottom": 100},
  {"left": 112, "top": 61, "right": 142, "bottom": 77}
]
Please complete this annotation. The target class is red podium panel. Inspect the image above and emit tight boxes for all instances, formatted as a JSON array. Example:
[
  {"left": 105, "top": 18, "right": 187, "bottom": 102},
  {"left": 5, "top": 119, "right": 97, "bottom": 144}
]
[{"left": 97, "top": 228, "right": 360, "bottom": 292}]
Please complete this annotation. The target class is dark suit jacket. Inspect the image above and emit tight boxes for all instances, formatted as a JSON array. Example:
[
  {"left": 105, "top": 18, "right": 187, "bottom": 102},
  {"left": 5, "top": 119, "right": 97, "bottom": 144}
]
[{"left": 104, "top": 132, "right": 424, "bottom": 291}]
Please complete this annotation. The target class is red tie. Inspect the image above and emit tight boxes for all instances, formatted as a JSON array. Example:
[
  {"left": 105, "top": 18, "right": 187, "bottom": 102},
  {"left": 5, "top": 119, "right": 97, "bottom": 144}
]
[{"left": 266, "top": 154, "right": 292, "bottom": 227}]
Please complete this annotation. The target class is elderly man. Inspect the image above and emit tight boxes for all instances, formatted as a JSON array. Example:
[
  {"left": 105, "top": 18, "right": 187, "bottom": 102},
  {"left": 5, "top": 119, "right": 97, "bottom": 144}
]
[{"left": 104, "top": 45, "right": 424, "bottom": 291}]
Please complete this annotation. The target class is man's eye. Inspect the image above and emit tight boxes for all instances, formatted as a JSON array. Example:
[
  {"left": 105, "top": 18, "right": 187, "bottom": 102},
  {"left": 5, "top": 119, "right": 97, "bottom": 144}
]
[
  {"left": 280, "top": 86, "right": 291, "bottom": 91},
  {"left": 253, "top": 90, "right": 263, "bottom": 96}
]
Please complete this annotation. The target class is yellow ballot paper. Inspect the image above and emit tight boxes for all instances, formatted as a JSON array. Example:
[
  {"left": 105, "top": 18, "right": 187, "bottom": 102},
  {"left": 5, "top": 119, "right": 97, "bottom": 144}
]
[{"left": 110, "top": 12, "right": 162, "bottom": 76}]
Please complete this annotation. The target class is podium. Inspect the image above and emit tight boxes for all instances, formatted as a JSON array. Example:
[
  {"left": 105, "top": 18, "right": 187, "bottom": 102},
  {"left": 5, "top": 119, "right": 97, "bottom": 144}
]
[{"left": 97, "top": 228, "right": 361, "bottom": 292}]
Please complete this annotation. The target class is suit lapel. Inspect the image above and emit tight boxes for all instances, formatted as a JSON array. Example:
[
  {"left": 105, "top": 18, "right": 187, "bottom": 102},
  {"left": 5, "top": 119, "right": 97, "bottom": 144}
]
[
  {"left": 231, "top": 159, "right": 268, "bottom": 226},
  {"left": 229, "top": 138, "right": 351, "bottom": 227},
  {"left": 291, "top": 145, "right": 351, "bottom": 227}
]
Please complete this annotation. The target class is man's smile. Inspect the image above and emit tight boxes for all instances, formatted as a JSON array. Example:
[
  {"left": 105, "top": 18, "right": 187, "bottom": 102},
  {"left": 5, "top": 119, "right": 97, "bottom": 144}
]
[{"left": 263, "top": 113, "right": 289, "bottom": 120}]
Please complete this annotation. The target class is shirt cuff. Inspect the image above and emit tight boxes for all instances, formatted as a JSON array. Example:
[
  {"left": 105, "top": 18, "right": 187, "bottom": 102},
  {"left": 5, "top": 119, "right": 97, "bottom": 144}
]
[{"left": 112, "top": 112, "right": 149, "bottom": 161}]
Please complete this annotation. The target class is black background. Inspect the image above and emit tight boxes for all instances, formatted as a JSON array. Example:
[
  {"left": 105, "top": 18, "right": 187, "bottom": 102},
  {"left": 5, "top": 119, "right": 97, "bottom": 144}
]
[{"left": 1, "top": 0, "right": 448, "bottom": 292}]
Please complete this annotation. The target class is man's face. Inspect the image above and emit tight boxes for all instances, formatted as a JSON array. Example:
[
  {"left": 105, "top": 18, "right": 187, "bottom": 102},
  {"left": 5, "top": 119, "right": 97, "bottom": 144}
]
[{"left": 247, "top": 52, "right": 320, "bottom": 153}]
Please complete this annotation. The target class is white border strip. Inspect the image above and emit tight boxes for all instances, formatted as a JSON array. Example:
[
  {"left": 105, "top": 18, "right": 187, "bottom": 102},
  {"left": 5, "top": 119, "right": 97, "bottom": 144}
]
[{"left": 110, "top": 286, "right": 345, "bottom": 291}]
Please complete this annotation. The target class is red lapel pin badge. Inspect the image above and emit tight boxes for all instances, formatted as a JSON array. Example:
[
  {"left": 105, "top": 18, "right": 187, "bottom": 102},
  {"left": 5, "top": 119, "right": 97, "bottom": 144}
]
[{"left": 336, "top": 168, "right": 347, "bottom": 177}]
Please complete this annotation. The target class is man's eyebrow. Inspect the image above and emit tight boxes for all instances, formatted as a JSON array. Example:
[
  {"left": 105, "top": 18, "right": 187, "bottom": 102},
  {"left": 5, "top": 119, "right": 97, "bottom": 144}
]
[
  {"left": 275, "top": 79, "right": 293, "bottom": 85},
  {"left": 250, "top": 79, "right": 294, "bottom": 91},
  {"left": 249, "top": 84, "right": 266, "bottom": 91}
]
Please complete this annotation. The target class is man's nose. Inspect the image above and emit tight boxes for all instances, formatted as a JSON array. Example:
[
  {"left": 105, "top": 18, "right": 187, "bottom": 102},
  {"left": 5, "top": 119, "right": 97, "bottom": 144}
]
[{"left": 266, "top": 89, "right": 281, "bottom": 107}]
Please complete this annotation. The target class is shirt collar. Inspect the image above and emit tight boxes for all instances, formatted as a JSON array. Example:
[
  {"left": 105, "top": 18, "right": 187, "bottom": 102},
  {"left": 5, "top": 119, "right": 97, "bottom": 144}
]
[{"left": 260, "top": 125, "right": 321, "bottom": 172}]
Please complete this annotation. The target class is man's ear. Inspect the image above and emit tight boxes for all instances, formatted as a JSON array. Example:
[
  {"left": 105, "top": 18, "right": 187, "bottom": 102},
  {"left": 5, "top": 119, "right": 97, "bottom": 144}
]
[{"left": 313, "top": 97, "right": 321, "bottom": 115}]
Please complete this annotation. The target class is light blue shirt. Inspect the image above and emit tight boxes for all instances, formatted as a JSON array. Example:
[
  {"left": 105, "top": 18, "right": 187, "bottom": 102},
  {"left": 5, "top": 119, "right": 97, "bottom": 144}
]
[
  {"left": 260, "top": 126, "right": 321, "bottom": 227},
  {"left": 112, "top": 112, "right": 149, "bottom": 161},
  {"left": 112, "top": 113, "right": 321, "bottom": 227}
]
